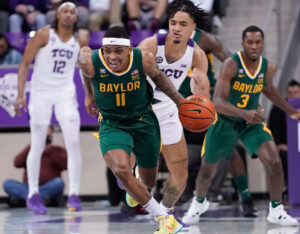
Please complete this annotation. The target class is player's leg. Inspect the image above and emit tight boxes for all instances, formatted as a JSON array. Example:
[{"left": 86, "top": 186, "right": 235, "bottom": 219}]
[
  {"left": 153, "top": 103, "right": 188, "bottom": 211},
  {"left": 104, "top": 149, "right": 153, "bottom": 205},
  {"left": 183, "top": 118, "right": 237, "bottom": 224},
  {"left": 257, "top": 141, "right": 297, "bottom": 226},
  {"left": 131, "top": 107, "right": 183, "bottom": 233},
  {"left": 26, "top": 90, "right": 53, "bottom": 214},
  {"left": 101, "top": 116, "right": 182, "bottom": 233},
  {"left": 56, "top": 87, "right": 82, "bottom": 211},
  {"left": 230, "top": 147, "right": 258, "bottom": 217},
  {"left": 161, "top": 134, "right": 188, "bottom": 210},
  {"left": 242, "top": 123, "right": 298, "bottom": 226}
]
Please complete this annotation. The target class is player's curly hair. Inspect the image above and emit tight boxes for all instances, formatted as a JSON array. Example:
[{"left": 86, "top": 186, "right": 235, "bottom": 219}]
[{"left": 167, "top": 0, "right": 209, "bottom": 31}]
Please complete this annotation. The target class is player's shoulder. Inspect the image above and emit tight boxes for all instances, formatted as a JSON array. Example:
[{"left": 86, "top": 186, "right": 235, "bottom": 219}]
[
  {"left": 221, "top": 57, "right": 238, "bottom": 76},
  {"left": 29, "top": 26, "right": 50, "bottom": 46},
  {"left": 138, "top": 35, "right": 157, "bottom": 52},
  {"left": 224, "top": 57, "right": 238, "bottom": 67},
  {"left": 36, "top": 25, "right": 51, "bottom": 38},
  {"left": 267, "top": 61, "right": 277, "bottom": 72},
  {"left": 193, "top": 42, "right": 206, "bottom": 61}
]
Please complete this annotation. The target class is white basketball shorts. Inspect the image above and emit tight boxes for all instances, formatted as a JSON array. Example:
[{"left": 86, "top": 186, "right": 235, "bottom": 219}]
[
  {"left": 153, "top": 100, "right": 183, "bottom": 145},
  {"left": 28, "top": 85, "right": 80, "bottom": 125}
]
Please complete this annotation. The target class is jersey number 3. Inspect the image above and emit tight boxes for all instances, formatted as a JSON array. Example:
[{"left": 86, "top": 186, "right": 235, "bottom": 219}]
[{"left": 237, "top": 94, "right": 250, "bottom": 108}]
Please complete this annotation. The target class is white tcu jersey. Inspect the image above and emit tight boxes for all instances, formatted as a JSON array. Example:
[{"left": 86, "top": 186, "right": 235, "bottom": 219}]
[
  {"left": 31, "top": 28, "right": 80, "bottom": 90},
  {"left": 147, "top": 33, "right": 194, "bottom": 107}
]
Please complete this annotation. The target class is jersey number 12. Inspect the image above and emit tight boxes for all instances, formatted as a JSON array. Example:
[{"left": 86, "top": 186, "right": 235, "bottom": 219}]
[{"left": 53, "top": 61, "right": 66, "bottom": 74}]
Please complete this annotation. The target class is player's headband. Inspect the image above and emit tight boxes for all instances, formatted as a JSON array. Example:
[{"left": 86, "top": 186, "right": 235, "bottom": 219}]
[
  {"left": 57, "top": 2, "right": 77, "bottom": 13},
  {"left": 102, "top": 38, "right": 131, "bottom": 46}
]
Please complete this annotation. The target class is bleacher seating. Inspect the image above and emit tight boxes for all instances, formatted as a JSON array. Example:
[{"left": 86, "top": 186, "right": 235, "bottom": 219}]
[{"left": 6, "top": 30, "right": 157, "bottom": 53}]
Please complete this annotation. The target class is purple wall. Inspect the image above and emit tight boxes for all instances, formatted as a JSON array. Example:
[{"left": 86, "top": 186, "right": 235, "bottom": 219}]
[
  {"left": 287, "top": 98, "right": 300, "bottom": 205},
  {"left": 0, "top": 67, "right": 98, "bottom": 127}
]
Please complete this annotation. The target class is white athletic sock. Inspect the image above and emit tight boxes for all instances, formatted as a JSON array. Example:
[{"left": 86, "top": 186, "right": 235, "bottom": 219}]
[
  {"left": 27, "top": 124, "right": 48, "bottom": 198},
  {"left": 59, "top": 117, "right": 82, "bottom": 196},
  {"left": 143, "top": 197, "right": 168, "bottom": 218}
]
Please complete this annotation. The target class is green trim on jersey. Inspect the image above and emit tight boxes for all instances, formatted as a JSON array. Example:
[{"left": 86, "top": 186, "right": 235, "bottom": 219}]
[
  {"left": 178, "top": 28, "right": 216, "bottom": 98},
  {"left": 226, "top": 51, "right": 268, "bottom": 122},
  {"left": 91, "top": 48, "right": 153, "bottom": 121}
]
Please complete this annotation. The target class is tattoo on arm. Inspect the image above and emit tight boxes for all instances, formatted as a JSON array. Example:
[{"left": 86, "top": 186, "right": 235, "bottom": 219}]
[
  {"left": 148, "top": 62, "right": 183, "bottom": 105},
  {"left": 79, "top": 65, "right": 94, "bottom": 95}
]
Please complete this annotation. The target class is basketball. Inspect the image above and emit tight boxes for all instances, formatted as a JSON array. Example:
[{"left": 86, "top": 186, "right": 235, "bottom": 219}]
[{"left": 178, "top": 95, "right": 216, "bottom": 132}]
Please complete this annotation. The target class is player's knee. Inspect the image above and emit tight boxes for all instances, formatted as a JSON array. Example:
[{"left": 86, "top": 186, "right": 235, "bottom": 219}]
[
  {"left": 266, "top": 158, "right": 282, "bottom": 174},
  {"left": 111, "top": 165, "right": 131, "bottom": 184}
]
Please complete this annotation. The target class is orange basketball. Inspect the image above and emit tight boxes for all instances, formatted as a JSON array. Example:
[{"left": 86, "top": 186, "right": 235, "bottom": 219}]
[{"left": 178, "top": 95, "right": 216, "bottom": 132}]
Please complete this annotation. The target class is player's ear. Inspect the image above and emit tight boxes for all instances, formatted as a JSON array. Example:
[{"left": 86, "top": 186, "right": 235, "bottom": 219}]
[
  {"left": 192, "top": 22, "right": 196, "bottom": 31},
  {"left": 128, "top": 46, "right": 133, "bottom": 53}
]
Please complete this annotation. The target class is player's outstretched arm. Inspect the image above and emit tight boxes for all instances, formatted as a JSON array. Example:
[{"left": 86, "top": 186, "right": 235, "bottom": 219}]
[
  {"left": 142, "top": 50, "right": 184, "bottom": 106},
  {"left": 263, "top": 63, "right": 300, "bottom": 120},
  {"left": 78, "top": 46, "right": 97, "bottom": 117},
  {"left": 190, "top": 44, "right": 210, "bottom": 98},
  {"left": 14, "top": 27, "right": 49, "bottom": 115}
]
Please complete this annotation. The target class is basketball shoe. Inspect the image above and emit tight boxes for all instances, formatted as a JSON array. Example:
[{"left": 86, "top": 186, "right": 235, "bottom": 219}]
[
  {"left": 154, "top": 214, "right": 183, "bottom": 234},
  {"left": 26, "top": 194, "right": 48, "bottom": 214},
  {"left": 241, "top": 197, "right": 258, "bottom": 217},
  {"left": 182, "top": 197, "right": 209, "bottom": 225},
  {"left": 267, "top": 203, "right": 298, "bottom": 226},
  {"left": 125, "top": 166, "right": 141, "bottom": 207},
  {"left": 168, "top": 209, "right": 190, "bottom": 229},
  {"left": 68, "top": 195, "right": 82, "bottom": 212}
]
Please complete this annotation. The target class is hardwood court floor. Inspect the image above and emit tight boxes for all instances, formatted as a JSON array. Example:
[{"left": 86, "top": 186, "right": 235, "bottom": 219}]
[{"left": 1, "top": 200, "right": 300, "bottom": 234}]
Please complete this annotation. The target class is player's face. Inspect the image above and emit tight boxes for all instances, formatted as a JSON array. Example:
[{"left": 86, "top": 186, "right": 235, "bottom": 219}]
[
  {"left": 242, "top": 32, "right": 264, "bottom": 61},
  {"left": 57, "top": 5, "right": 77, "bottom": 27},
  {"left": 287, "top": 86, "right": 300, "bottom": 99},
  {"left": 169, "top": 12, "right": 196, "bottom": 44},
  {"left": 102, "top": 45, "right": 132, "bottom": 72}
]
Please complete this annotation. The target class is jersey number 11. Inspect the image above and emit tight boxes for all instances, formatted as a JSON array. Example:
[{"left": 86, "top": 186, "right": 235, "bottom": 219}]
[{"left": 116, "top": 93, "right": 125, "bottom": 106}]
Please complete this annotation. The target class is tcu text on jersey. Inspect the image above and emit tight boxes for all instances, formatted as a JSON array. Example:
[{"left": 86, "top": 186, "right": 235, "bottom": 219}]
[
  {"left": 51, "top": 49, "right": 74, "bottom": 59},
  {"left": 160, "top": 68, "right": 184, "bottom": 79}
]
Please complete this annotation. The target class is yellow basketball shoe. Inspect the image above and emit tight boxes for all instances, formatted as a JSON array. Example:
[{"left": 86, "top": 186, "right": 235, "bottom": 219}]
[
  {"left": 125, "top": 166, "right": 140, "bottom": 207},
  {"left": 154, "top": 215, "right": 183, "bottom": 234},
  {"left": 125, "top": 193, "right": 139, "bottom": 207}
]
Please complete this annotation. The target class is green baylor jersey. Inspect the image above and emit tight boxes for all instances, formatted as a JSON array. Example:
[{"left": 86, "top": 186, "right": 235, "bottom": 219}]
[
  {"left": 91, "top": 48, "right": 153, "bottom": 121},
  {"left": 178, "top": 28, "right": 216, "bottom": 98},
  {"left": 226, "top": 51, "right": 268, "bottom": 122}
]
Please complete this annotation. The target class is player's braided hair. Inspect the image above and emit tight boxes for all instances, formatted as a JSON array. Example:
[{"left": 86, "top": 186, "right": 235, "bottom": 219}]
[
  {"left": 104, "top": 26, "right": 130, "bottom": 39},
  {"left": 167, "top": 0, "right": 209, "bottom": 31}
]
